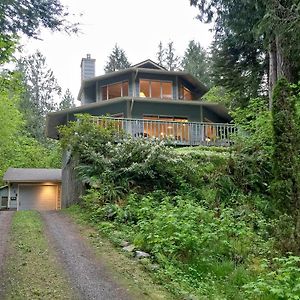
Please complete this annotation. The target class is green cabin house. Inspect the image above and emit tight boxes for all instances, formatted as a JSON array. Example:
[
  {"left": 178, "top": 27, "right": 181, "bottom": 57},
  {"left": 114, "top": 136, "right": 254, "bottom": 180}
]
[
  {"left": 46, "top": 56, "right": 233, "bottom": 145},
  {"left": 46, "top": 55, "right": 234, "bottom": 207}
]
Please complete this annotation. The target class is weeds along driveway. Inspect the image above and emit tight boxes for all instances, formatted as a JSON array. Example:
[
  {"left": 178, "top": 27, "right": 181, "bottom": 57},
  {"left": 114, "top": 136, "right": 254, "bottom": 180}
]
[
  {"left": 0, "top": 211, "right": 14, "bottom": 297},
  {"left": 41, "top": 211, "right": 133, "bottom": 300}
]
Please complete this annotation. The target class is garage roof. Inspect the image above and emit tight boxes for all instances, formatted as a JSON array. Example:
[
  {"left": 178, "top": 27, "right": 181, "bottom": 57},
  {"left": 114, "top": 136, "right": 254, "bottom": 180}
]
[{"left": 3, "top": 168, "right": 62, "bottom": 182}]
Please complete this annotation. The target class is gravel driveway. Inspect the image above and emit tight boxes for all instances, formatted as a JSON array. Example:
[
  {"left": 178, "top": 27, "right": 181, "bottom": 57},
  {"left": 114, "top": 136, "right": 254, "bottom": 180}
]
[
  {"left": 41, "top": 211, "right": 133, "bottom": 300},
  {"left": 0, "top": 211, "right": 14, "bottom": 298}
]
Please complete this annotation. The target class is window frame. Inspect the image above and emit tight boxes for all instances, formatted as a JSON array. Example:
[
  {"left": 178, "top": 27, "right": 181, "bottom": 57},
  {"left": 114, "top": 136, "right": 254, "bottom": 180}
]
[
  {"left": 139, "top": 79, "right": 173, "bottom": 99},
  {"left": 101, "top": 80, "right": 129, "bottom": 100}
]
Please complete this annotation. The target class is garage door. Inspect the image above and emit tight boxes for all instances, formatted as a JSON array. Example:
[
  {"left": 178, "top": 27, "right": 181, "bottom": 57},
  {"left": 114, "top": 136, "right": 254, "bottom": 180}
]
[{"left": 19, "top": 185, "right": 57, "bottom": 211}]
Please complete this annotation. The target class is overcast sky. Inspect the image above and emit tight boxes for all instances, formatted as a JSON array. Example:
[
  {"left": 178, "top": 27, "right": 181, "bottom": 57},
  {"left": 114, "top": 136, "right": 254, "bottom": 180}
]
[{"left": 21, "top": 0, "right": 213, "bottom": 100}]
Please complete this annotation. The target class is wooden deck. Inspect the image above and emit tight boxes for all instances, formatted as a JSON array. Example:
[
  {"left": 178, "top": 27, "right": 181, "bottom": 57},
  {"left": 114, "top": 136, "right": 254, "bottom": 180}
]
[{"left": 93, "top": 117, "right": 236, "bottom": 146}]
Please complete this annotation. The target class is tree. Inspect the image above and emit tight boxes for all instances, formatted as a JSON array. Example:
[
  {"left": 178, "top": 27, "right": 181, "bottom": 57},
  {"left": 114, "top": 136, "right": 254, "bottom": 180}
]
[
  {"left": 202, "top": 86, "right": 237, "bottom": 109},
  {"left": 157, "top": 41, "right": 165, "bottom": 67},
  {"left": 104, "top": 44, "right": 131, "bottom": 73},
  {"left": 156, "top": 41, "right": 181, "bottom": 71},
  {"left": 190, "top": 0, "right": 300, "bottom": 106},
  {"left": 0, "top": 0, "right": 78, "bottom": 66},
  {"left": 182, "top": 40, "right": 211, "bottom": 86},
  {"left": 17, "top": 50, "right": 61, "bottom": 142},
  {"left": 0, "top": 0, "right": 78, "bottom": 39},
  {"left": 0, "top": 73, "right": 60, "bottom": 180},
  {"left": 271, "top": 79, "right": 299, "bottom": 214},
  {"left": 59, "top": 89, "right": 75, "bottom": 110}
]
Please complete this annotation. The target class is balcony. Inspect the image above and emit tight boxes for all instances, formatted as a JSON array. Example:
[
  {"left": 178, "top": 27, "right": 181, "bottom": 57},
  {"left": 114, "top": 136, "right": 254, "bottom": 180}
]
[{"left": 92, "top": 117, "right": 236, "bottom": 146}]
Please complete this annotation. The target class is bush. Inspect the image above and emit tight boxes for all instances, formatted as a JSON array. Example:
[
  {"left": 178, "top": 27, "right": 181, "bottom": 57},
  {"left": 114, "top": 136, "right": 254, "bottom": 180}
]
[{"left": 243, "top": 255, "right": 300, "bottom": 299}]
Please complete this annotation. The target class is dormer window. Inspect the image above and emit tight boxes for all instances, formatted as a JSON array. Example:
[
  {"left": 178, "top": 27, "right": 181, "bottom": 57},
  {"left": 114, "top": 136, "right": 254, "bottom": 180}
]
[
  {"left": 139, "top": 79, "right": 172, "bottom": 99},
  {"left": 101, "top": 81, "right": 128, "bottom": 100}
]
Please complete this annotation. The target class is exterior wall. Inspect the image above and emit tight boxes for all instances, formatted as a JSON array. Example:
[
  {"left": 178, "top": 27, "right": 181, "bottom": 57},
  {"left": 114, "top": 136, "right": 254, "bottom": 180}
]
[
  {"left": 82, "top": 85, "right": 97, "bottom": 105},
  {"left": 61, "top": 151, "right": 85, "bottom": 208},
  {"left": 131, "top": 101, "right": 203, "bottom": 122},
  {"left": 9, "top": 183, "right": 18, "bottom": 209}
]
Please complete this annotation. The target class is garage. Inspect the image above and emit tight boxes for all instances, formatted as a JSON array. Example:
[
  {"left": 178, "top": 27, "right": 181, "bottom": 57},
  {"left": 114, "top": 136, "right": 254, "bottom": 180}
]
[
  {"left": 3, "top": 168, "right": 62, "bottom": 211},
  {"left": 19, "top": 185, "right": 58, "bottom": 211}
]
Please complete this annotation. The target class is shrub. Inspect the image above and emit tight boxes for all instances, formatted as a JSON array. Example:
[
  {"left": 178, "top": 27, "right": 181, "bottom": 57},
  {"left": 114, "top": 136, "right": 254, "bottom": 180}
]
[{"left": 243, "top": 256, "right": 300, "bottom": 299}]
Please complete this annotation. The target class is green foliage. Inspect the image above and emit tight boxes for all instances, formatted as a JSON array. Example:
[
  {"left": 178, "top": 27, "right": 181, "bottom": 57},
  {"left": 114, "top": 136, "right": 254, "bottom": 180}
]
[
  {"left": 59, "top": 88, "right": 75, "bottom": 110},
  {"left": 60, "top": 87, "right": 300, "bottom": 297},
  {"left": 271, "top": 78, "right": 300, "bottom": 214},
  {"left": 0, "top": 73, "right": 61, "bottom": 180},
  {"left": 17, "top": 50, "right": 62, "bottom": 143},
  {"left": 104, "top": 44, "right": 131, "bottom": 73},
  {"left": 230, "top": 98, "right": 274, "bottom": 196},
  {"left": 60, "top": 114, "right": 195, "bottom": 203},
  {"left": 190, "top": 0, "right": 300, "bottom": 99},
  {"left": 202, "top": 85, "right": 237, "bottom": 109},
  {"left": 0, "top": 0, "right": 78, "bottom": 39},
  {"left": 244, "top": 255, "right": 300, "bottom": 299},
  {"left": 182, "top": 40, "right": 211, "bottom": 87},
  {"left": 0, "top": 34, "right": 17, "bottom": 64},
  {"left": 190, "top": 0, "right": 267, "bottom": 101}
]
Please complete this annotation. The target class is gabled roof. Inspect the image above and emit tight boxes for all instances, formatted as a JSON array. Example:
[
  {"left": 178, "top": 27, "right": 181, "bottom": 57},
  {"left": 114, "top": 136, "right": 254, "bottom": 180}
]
[
  {"left": 131, "top": 59, "right": 166, "bottom": 70},
  {"left": 3, "top": 168, "right": 62, "bottom": 182}
]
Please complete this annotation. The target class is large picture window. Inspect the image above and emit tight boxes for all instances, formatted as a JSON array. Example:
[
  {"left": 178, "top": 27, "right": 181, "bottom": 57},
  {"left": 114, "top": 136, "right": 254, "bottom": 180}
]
[
  {"left": 143, "top": 115, "right": 188, "bottom": 141},
  {"left": 101, "top": 81, "right": 128, "bottom": 100},
  {"left": 139, "top": 79, "right": 172, "bottom": 99}
]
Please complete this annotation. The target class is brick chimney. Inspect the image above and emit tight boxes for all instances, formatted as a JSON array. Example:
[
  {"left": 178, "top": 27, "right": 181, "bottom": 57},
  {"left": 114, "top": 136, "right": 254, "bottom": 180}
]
[{"left": 80, "top": 54, "right": 96, "bottom": 81}]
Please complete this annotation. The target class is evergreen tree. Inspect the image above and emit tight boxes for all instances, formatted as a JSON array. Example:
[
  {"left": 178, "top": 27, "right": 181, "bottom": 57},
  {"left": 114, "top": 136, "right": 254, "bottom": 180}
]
[
  {"left": 190, "top": 0, "right": 300, "bottom": 106},
  {"left": 59, "top": 89, "right": 75, "bottom": 110},
  {"left": 17, "top": 50, "right": 61, "bottom": 142},
  {"left": 0, "top": 0, "right": 78, "bottom": 39},
  {"left": 165, "top": 42, "right": 181, "bottom": 71},
  {"left": 156, "top": 41, "right": 181, "bottom": 71},
  {"left": 182, "top": 40, "right": 211, "bottom": 87},
  {"left": 104, "top": 44, "right": 131, "bottom": 73}
]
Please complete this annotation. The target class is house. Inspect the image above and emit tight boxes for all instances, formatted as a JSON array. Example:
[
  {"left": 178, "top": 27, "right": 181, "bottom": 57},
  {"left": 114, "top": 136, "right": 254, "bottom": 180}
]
[
  {"left": 3, "top": 168, "right": 62, "bottom": 211},
  {"left": 45, "top": 56, "right": 234, "bottom": 208},
  {"left": 46, "top": 56, "right": 233, "bottom": 145}
]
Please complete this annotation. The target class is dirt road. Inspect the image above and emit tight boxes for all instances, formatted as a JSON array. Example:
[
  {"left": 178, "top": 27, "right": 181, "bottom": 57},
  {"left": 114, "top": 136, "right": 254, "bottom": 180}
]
[
  {"left": 41, "top": 211, "right": 133, "bottom": 300},
  {"left": 0, "top": 211, "right": 14, "bottom": 298}
]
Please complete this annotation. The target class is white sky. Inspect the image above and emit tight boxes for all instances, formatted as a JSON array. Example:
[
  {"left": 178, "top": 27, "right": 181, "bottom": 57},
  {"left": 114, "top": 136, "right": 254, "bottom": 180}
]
[{"left": 20, "top": 0, "right": 213, "bottom": 100}]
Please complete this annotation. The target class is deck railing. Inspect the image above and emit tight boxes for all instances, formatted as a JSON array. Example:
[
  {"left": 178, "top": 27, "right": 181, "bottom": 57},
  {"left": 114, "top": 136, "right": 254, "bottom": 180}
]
[{"left": 92, "top": 117, "right": 236, "bottom": 146}]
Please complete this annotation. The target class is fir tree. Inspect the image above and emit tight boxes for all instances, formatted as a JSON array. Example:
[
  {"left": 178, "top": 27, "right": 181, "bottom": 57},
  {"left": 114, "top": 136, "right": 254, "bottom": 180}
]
[{"left": 104, "top": 44, "right": 131, "bottom": 73}]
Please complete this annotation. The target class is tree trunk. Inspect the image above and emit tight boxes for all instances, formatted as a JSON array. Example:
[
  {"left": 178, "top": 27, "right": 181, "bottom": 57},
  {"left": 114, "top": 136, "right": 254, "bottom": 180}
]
[
  {"left": 276, "top": 35, "right": 293, "bottom": 82},
  {"left": 268, "top": 39, "right": 277, "bottom": 109}
]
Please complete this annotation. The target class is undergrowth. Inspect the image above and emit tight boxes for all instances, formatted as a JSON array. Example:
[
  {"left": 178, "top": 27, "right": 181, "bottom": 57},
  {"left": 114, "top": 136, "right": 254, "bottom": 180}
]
[{"left": 61, "top": 114, "right": 300, "bottom": 299}]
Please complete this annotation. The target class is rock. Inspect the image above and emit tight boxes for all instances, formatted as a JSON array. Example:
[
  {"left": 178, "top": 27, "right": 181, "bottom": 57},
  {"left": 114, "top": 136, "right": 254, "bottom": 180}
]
[
  {"left": 183, "top": 294, "right": 198, "bottom": 300},
  {"left": 149, "top": 263, "right": 160, "bottom": 271},
  {"left": 122, "top": 244, "right": 135, "bottom": 252},
  {"left": 120, "top": 240, "right": 130, "bottom": 247},
  {"left": 135, "top": 250, "right": 150, "bottom": 259}
]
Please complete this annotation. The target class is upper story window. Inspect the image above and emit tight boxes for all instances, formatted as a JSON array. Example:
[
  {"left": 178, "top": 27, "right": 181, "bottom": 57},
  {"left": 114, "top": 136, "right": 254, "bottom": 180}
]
[
  {"left": 101, "top": 81, "right": 128, "bottom": 100},
  {"left": 182, "top": 86, "right": 193, "bottom": 100},
  {"left": 139, "top": 79, "right": 172, "bottom": 99}
]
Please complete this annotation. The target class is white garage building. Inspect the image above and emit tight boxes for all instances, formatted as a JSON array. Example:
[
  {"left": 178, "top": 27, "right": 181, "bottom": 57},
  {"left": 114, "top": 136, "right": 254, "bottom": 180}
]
[{"left": 3, "top": 168, "right": 62, "bottom": 211}]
